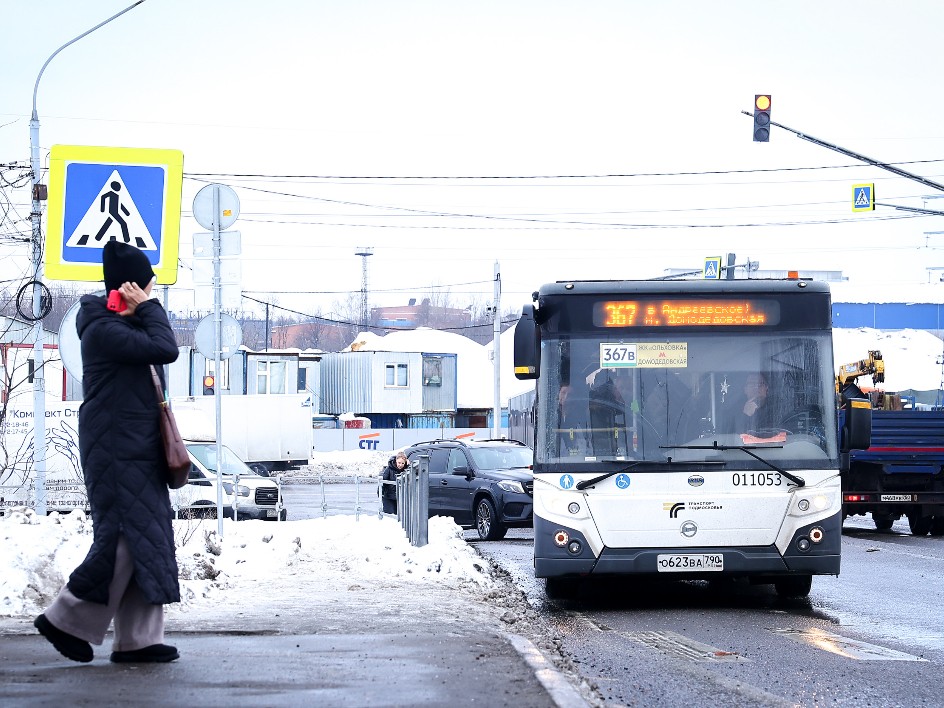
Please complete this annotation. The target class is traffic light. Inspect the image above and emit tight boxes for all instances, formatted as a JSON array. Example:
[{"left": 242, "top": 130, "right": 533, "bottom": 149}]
[
  {"left": 203, "top": 375, "right": 215, "bottom": 395},
  {"left": 753, "top": 95, "right": 771, "bottom": 142}
]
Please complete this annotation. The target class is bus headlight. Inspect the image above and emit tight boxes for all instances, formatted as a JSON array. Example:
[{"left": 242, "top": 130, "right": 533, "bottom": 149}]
[{"left": 793, "top": 491, "right": 834, "bottom": 516}]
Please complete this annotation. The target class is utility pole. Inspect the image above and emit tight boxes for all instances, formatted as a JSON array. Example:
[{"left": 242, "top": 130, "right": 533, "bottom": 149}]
[
  {"left": 354, "top": 247, "right": 373, "bottom": 329},
  {"left": 28, "top": 1, "right": 147, "bottom": 515}
]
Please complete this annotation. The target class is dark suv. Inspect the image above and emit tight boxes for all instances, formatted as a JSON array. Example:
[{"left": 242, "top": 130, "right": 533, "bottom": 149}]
[{"left": 403, "top": 438, "right": 534, "bottom": 541}]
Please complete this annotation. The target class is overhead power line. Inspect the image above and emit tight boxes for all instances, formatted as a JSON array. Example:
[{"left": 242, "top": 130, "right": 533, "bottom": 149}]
[{"left": 185, "top": 157, "right": 944, "bottom": 181}]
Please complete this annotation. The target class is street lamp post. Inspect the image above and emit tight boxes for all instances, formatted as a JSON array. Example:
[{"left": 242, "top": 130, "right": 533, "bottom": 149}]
[{"left": 28, "top": 1, "right": 147, "bottom": 514}]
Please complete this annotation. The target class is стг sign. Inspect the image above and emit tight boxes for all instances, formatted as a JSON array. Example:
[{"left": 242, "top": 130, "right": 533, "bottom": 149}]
[{"left": 45, "top": 145, "right": 183, "bottom": 283}]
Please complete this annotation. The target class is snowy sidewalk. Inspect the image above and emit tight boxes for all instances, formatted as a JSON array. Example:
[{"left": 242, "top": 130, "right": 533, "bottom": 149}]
[{"left": 0, "top": 510, "right": 593, "bottom": 707}]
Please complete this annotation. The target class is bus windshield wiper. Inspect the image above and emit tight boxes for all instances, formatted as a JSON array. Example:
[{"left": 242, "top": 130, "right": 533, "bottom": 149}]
[
  {"left": 576, "top": 461, "right": 646, "bottom": 490},
  {"left": 575, "top": 459, "right": 724, "bottom": 490},
  {"left": 664, "top": 441, "right": 805, "bottom": 487}
]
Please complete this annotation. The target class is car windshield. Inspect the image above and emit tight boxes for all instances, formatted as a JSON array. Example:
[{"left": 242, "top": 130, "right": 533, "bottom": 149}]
[
  {"left": 468, "top": 446, "right": 533, "bottom": 470},
  {"left": 186, "top": 443, "right": 253, "bottom": 476},
  {"left": 536, "top": 331, "right": 839, "bottom": 470}
]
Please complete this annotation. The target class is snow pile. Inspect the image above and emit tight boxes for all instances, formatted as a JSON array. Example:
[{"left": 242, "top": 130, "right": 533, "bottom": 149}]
[
  {"left": 0, "top": 510, "right": 94, "bottom": 617},
  {"left": 0, "top": 510, "right": 495, "bottom": 619},
  {"left": 291, "top": 448, "right": 391, "bottom": 479}
]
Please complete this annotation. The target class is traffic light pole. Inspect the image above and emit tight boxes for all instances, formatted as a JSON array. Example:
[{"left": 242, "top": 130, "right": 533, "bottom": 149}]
[{"left": 741, "top": 111, "right": 944, "bottom": 194}]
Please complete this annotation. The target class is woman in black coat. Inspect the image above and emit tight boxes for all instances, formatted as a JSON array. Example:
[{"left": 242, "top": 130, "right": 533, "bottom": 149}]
[
  {"left": 34, "top": 241, "right": 181, "bottom": 665},
  {"left": 380, "top": 452, "right": 408, "bottom": 514}
]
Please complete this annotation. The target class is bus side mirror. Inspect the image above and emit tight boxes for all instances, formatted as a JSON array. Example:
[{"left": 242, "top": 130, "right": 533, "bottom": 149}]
[
  {"left": 840, "top": 398, "right": 872, "bottom": 452},
  {"left": 513, "top": 305, "right": 540, "bottom": 380}
]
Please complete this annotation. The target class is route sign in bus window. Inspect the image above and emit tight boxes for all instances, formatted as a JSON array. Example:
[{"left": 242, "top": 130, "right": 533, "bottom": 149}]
[
  {"left": 593, "top": 299, "right": 780, "bottom": 328},
  {"left": 599, "top": 342, "right": 688, "bottom": 368}
]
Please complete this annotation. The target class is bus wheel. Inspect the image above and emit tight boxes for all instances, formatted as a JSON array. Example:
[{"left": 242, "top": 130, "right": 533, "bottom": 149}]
[
  {"left": 544, "top": 577, "right": 579, "bottom": 600},
  {"left": 908, "top": 514, "right": 932, "bottom": 536},
  {"left": 872, "top": 514, "right": 894, "bottom": 531},
  {"left": 930, "top": 516, "right": 944, "bottom": 537},
  {"left": 774, "top": 574, "right": 812, "bottom": 599}
]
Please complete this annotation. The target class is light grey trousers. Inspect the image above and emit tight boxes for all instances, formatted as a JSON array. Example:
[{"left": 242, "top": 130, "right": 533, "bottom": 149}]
[{"left": 45, "top": 535, "right": 165, "bottom": 651}]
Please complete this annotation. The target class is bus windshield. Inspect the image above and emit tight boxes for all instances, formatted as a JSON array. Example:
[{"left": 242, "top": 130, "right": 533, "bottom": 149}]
[{"left": 536, "top": 331, "right": 838, "bottom": 470}]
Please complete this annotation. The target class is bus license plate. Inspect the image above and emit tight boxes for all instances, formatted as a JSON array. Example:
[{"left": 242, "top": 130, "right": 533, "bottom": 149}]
[
  {"left": 880, "top": 494, "right": 913, "bottom": 502},
  {"left": 267, "top": 509, "right": 278, "bottom": 518},
  {"left": 656, "top": 554, "right": 724, "bottom": 572}
]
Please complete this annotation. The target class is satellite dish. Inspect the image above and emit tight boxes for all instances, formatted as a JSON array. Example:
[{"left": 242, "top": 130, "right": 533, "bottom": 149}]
[{"left": 58, "top": 297, "right": 86, "bottom": 382}]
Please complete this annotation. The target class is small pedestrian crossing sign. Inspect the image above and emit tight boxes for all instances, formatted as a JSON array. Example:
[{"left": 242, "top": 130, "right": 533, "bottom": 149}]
[
  {"left": 852, "top": 183, "right": 874, "bottom": 212},
  {"left": 45, "top": 145, "right": 183, "bottom": 283},
  {"left": 704, "top": 256, "right": 722, "bottom": 280}
]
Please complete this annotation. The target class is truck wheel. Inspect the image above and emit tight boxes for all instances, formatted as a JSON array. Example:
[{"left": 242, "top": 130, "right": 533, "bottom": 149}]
[
  {"left": 908, "top": 514, "right": 932, "bottom": 536},
  {"left": 249, "top": 463, "right": 270, "bottom": 477},
  {"left": 873, "top": 515, "right": 894, "bottom": 531},
  {"left": 774, "top": 574, "right": 812, "bottom": 598},
  {"left": 930, "top": 517, "right": 944, "bottom": 537}
]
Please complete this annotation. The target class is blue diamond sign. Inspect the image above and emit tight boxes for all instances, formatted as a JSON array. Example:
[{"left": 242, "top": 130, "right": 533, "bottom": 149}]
[{"left": 45, "top": 145, "right": 184, "bottom": 283}]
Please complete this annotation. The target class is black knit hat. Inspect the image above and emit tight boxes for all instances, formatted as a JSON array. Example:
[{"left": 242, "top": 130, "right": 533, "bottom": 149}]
[{"left": 102, "top": 241, "right": 155, "bottom": 293}]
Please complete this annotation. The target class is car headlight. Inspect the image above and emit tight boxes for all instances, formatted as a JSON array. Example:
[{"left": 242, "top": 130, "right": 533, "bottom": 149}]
[
  {"left": 221, "top": 482, "right": 251, "bottom": 497},
  {"left": 497, "top": 480, "right": 525, "bottom": 494}
]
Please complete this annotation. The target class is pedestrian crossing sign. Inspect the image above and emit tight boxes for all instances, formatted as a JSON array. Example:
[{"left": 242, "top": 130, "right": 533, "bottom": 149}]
[
  {"left": 703, "top": 256, "right": 722, "bottom": 280},
  {"left": 852, "top": 183, "right": 874, "bottom": 212},
  {"left": 45, "top": 145, "right": 184, "bottom": 283}
]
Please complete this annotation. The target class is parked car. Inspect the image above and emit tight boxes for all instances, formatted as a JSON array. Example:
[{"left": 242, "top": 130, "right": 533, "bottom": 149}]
[
  {"left": 403, "top": 438, "right": 533, "bottom": 540},
  {"left": 171, "top": 441, "right": 286, "bottom": 521}
]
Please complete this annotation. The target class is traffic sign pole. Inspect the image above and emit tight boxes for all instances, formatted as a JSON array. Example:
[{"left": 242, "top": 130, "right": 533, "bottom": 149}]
[
  {"left": 192, "top": 183, "right": 240, "bottom": 536},
  {"left": 213, "top": 185, "right": 224, "bottom": 536}
]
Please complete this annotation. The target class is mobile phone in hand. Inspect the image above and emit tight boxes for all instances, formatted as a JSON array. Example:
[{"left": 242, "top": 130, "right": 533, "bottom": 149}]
[{"left": 106, "top": 290, "right": 127, "bottom": 312}]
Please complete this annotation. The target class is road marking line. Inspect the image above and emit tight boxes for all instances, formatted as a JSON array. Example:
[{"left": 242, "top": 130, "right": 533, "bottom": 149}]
[
  {"left": 771, "top": 628, "right": 929, "bottom": 661},
  {"left": 620, "top": 630, "right": 748, "bottom": 662}
]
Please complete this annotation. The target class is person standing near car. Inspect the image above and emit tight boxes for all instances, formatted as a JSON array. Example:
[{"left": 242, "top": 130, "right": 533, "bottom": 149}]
[
  {"left": 34, "top": 241, "right": 181, "bottom": 664},
  {"left": 380, "top": 452, "right": 408, "bottom": 514}
]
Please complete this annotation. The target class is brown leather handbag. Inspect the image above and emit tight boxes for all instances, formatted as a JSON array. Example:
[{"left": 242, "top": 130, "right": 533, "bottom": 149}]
[{"left": 149, "top": 365, "right": 191, "bottom": 489}]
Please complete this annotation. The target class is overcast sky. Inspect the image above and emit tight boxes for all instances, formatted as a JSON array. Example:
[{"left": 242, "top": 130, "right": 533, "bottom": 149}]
[{"left": 3, "top": 0, "right": 944, "bottom": 320}]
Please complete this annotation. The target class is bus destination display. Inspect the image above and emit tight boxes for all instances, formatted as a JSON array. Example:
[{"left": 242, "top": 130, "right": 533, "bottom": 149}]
[{"left": 594, "top": 299, "right": 780, "bottom": 327}]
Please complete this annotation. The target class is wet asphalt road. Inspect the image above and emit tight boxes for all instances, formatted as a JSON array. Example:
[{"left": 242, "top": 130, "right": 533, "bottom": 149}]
[
  {"left": 280, "top": 484, "right": 944, "bottom": 707},
  {"left": 477, "top": 517, "right": 944, "bottom": 708}
]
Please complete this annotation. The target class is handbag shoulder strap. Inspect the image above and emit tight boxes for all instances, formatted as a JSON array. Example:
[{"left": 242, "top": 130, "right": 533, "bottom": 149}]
[{"left": 149, "top": 365, "right": 166, "bottom": 406}]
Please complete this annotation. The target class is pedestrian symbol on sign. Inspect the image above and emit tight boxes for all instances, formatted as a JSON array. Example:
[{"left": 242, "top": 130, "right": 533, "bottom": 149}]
[
  {"left": 703, "top": 256, "right": 722, "bottom": 280},
  {"left": 852, "top": 183, "right": 874, "bottom": 212},
  {"left": 64, "top": 169, "right": 158, "bottom": 251}
]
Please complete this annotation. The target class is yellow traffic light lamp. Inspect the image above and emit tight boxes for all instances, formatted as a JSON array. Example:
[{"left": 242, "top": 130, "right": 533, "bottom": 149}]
[
  {"left": 203, "top": 375, "right": 215, "bottom": 395},
  {"left": 753, "top": 95, "right": 771, "bottom": 142}
]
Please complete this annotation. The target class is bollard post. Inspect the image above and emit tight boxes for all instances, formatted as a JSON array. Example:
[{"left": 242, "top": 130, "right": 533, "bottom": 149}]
[{"left": 415, "top": 454, "right": 429, "bottom": 547}]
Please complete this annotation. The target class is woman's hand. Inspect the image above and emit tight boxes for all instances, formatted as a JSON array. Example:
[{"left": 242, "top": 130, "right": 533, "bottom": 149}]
[{"left": 116, "top": 281, "right": 152, "bottom": 316}]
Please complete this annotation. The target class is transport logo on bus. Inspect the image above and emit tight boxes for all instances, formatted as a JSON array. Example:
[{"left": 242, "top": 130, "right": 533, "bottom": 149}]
[{"left": 559, "top": 474, "right": 574, "bottom": 489}]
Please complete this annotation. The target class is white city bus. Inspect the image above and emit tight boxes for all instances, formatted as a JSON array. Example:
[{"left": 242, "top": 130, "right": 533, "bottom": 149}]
[{"left": 512, "top": 279, "right": 871, "bottom": 598}]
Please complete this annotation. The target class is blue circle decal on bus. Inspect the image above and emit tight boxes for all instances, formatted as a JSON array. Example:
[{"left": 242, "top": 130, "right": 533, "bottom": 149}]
[
  {"left": 615, "top": 474, "right": 631, "bottom": 489},
  {"left": 559, "top": 474, "right": 574, "bottom": 489}
]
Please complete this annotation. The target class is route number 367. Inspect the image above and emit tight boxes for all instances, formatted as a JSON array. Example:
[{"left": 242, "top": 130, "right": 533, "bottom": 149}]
[{"left": 600, "top": 343, "right": 637, "bottom": 368}]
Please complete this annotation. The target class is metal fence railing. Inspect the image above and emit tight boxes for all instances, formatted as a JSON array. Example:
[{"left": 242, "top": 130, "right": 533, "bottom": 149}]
[{"left": 5, "top": 463, "right": 433, "bottom": 548}]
